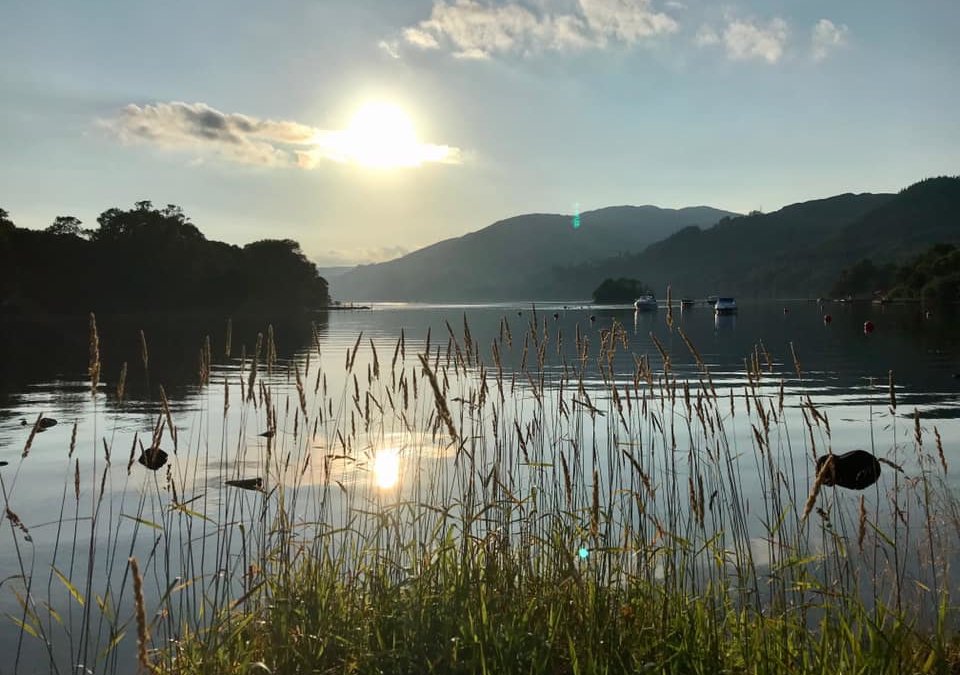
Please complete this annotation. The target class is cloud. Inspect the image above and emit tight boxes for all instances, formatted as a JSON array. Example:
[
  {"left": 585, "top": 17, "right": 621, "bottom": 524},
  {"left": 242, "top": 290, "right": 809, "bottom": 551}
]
[
  {"left": 579, "top": 0, "right": 679, "bottom": 42},
  {"left": 399, "top": 0, "right": 679, "bottom": 59},
  {"left": 811, "top": 19, "right": 848, "bottom": 62},
  {"left": 378, "top": 39, "right": 401, "bottom": 58},
  {"left": 696, "top": 15, "right": 788, "bottom": 64},
  {"left": 722, "top": 17, "right": 788, "bottom": 63},
  {"left": 694, "top": 24, "right": 719, "bottom": 47},
  {"left": 104, "top": 101, "right": 461, "bottom": 170}
]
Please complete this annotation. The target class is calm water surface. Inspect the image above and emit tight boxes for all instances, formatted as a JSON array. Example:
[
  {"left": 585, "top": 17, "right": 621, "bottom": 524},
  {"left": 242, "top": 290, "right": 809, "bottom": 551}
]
[{"left": 1, "top": 300, "right": 959, "bottom": 672}]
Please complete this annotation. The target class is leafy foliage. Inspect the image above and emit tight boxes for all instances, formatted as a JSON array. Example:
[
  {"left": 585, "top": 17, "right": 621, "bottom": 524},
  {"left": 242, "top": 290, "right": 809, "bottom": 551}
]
[
  {"left": 829, "top": 259, "right": 896, "bottom": 298},
  {"left": 0, "top": 202, "right": 330, "bottom": 313},
  {"left": 890, "top": 243, "right": 960, "bottom": 301},
  {"left": 831, "top": 243, "right": 960, "bottom": 302}
]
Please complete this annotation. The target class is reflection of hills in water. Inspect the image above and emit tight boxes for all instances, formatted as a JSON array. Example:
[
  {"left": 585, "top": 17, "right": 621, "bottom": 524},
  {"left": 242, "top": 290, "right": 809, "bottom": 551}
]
[
  {"left": 2, "top": 302, "right": 960, "bottom": 420},
  {"left": 0, "top": 311, "right": 329, "bottom": 414}
]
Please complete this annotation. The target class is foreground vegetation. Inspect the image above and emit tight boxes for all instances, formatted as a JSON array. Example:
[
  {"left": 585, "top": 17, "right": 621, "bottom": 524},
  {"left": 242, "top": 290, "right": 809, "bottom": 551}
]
[{"left": 2, "top": 312, "right": 959, "bottom": 674}]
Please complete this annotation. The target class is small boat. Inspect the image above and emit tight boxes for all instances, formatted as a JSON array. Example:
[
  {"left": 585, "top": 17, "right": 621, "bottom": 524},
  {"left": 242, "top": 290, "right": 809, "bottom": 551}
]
[
  {"left": 633, "top": 294, "right": 658, "bottom": 311},
  {"left": 680, "top": 298, "right": 695, "bottom": 310},
  {"left": 714, "top": 297, "right": 738, "bottom": 315}
]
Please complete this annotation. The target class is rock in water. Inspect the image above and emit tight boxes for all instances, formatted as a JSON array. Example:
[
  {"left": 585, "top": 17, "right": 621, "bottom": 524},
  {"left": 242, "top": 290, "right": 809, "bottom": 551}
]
[
  {"left": 21, "top": 417, "right": 57, "bottom": 430},
  {"left": 225, "top": 477, "right": 263, "bottom": 491},
  {"left": 815, "top": 450, "right": 881, "bottom": 490},
  {"left": 138, "top": 446, "right": 169, "bottom": 471}
]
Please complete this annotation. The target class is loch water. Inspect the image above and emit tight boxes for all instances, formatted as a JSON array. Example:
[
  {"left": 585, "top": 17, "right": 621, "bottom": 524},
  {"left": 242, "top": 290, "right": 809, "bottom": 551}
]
[{"left": 1, "top": 299, "right": 959, "bottom": 672}]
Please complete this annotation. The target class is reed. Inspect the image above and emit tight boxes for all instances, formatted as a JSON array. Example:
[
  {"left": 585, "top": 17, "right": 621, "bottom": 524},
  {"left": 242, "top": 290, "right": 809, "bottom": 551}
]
[{"left": 1, "top": 313, "right": 958, "bottom": 675}]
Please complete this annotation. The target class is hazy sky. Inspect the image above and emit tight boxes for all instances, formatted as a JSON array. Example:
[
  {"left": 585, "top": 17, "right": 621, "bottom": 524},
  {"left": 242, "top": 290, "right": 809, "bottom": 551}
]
[{"left": 2, "top": 0, "right": 958, "bottom": 265}]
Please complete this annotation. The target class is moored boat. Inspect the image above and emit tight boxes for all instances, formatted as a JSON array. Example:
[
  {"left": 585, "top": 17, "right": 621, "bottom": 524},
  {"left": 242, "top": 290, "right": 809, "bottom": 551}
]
[
  {"left": 714, "top": 297, "right": 737, "bottom": 315},
  {"left": 633, "top": 294, "right": 658, "bottom": 311}
]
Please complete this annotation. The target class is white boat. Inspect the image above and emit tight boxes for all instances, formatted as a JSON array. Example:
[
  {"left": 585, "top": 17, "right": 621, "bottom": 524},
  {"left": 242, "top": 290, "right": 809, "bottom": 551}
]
[
  {"left": 633, "top": 294, "right": 658, "bottom": 311},
  {"left": 714, "top": 297, "right": 738, "bottom": 315}
]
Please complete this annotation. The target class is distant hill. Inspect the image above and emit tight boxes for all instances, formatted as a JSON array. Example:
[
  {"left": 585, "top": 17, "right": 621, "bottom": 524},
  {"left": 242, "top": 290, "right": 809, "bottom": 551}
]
[
  {"left": 315, "top": 266, "right": 353, "bottom": 279},
  {"left": 548, "top": 176, "right": 960, "bottom": 299},
  {"left": 332, "top": 205, "right": 735, "bottom": 301}
]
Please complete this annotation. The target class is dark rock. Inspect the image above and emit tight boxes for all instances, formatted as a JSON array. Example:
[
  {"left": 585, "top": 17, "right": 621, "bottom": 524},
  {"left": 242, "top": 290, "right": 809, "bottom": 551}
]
[
  {"left": 138, "top": 446, "right": 169, "bottom": 471},
  {"left": 21, "top": 417, "right": 57, "bottom": 429},
  {"left": 225, "top": 477, "right": 263, "bottom": 491},
  {"left": 816, "top": 450, "right": 881, "bottom": 490}
]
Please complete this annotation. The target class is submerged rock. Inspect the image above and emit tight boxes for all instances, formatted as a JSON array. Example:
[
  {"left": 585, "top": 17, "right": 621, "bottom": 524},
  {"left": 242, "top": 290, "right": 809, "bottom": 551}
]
[
  {"left": 225, "top": 477, "right": 263, "bottom": 491},
  {"left": 138, "top": 446, "right": 169, "bottom": 471},
  {"left": 815, "top": 450, "right": 881, "bottom": 490}
]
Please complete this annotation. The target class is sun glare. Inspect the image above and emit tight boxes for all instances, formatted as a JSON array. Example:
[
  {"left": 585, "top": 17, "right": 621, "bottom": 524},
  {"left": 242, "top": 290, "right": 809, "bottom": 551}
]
[
  {"left": 372, "top": 447, "right": 401, "bottom": 489},
  {"left": 312, "top": 101, "right": 457, "bottom": 169}
]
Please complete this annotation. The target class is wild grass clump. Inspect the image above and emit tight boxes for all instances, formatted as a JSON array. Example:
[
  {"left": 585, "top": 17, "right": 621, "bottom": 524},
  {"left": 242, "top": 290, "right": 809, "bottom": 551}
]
[{"left": 2, "top": 311, "right": 959, "bottom": 674}]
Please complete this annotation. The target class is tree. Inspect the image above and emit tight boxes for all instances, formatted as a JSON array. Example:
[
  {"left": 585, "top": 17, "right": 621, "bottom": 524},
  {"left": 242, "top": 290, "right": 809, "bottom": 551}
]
[
  {"left": 0, "top": 207, "right": 13, "bottom": 232},
  {"left": 592, "top": 278, "right": 652, "bottom": 304},
  {"left": 45, "top": 216, "right": 90, "bottom": 239}
]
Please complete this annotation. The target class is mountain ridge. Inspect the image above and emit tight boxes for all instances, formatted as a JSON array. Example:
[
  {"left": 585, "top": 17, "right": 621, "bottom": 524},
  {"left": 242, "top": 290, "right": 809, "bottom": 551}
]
[{"left": 333, "top": 205, "right": 736, "bottom": 301}]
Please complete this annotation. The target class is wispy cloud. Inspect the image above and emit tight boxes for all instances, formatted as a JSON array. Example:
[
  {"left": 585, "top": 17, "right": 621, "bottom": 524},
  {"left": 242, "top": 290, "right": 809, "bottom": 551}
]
[
  {"left": 103, "top": 101, "right": 461, "bottom": 169},
  {"left": 696, "top": 15, "right": 788, "bottom": 64},
  {"left": 398, "top": 0, "right": 679, "bottom": 60},
  {"left": 811, "top": 18, "right": 849, "bottom": 62}
]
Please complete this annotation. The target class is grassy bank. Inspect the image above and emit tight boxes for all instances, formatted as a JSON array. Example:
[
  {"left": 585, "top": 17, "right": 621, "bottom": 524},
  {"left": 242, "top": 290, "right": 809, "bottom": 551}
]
[{"left": 3, "top": 313, "right": 959, "bottom": 674}]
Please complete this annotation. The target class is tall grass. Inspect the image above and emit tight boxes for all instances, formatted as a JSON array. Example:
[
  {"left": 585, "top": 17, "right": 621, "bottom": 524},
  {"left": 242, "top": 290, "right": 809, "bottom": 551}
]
[{"left": 2, "top": 311, "right": 959, "bottom": 674}]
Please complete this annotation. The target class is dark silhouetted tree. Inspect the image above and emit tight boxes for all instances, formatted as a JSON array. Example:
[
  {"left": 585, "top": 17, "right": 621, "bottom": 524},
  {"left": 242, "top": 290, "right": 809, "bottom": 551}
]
[
  {"left": 0, "top": 202, "right": 330, "bottom": 313},
  {"left": 46, "top": 216, "right": 90, "bottom": 239},
  {"left": 592, "top": 278, "right": 652, "bottom": 304}
]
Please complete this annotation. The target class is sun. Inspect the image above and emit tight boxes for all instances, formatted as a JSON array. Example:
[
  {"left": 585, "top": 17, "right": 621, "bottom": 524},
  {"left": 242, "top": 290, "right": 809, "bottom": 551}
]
[
  {"left": 372, "top": 447, "right": 400, "bottom": 489},
  {"left": 346, "top": 102, "right": 420, "bottom": 169},
  {"left": 312, "top": 101, "right": 456, "bottom": 169}
]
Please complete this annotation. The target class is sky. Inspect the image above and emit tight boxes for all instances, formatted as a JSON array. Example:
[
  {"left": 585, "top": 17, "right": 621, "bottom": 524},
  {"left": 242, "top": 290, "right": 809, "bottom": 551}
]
[{"left": 1, "top": 0, "right": 958, "bottom": 266}]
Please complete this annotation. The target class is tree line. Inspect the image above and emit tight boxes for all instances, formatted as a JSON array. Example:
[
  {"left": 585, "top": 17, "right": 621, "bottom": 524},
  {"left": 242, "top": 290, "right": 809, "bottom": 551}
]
[
  {"left": 830, "top": 243, "right": 960, "bottom": 302},
  {"left": 0, "top": 201, "right": 330, "bottom": 313}
]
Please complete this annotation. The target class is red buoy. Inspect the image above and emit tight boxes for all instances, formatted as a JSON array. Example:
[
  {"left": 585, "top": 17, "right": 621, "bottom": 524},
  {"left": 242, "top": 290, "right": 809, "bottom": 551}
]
[
  {"left": 823, "top": 314, "right": 832, "bottom": 324},
  {"left": 863, "top": 320, "right": 875, "bottom": 334}
]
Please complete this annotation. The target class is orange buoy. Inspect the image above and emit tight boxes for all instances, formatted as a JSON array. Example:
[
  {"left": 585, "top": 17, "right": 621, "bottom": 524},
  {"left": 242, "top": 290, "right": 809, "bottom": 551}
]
[
  {"left": 823, "top": 314, "right": 832, "bottom": 324},
  {"left": 863, "top": 320, "right": 875, "bottom": 334}
]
